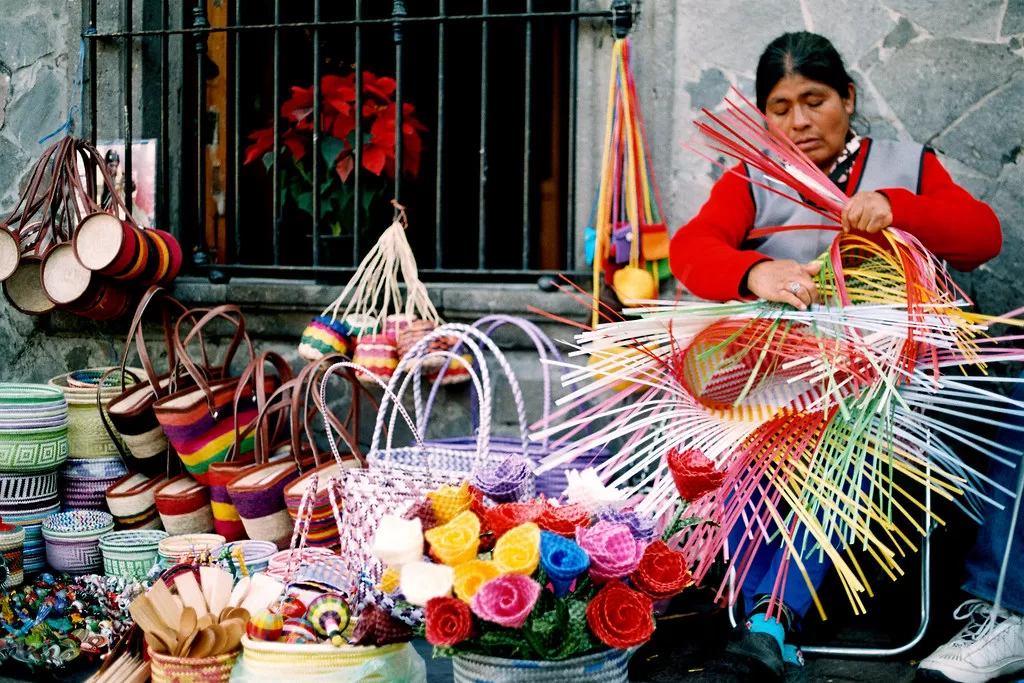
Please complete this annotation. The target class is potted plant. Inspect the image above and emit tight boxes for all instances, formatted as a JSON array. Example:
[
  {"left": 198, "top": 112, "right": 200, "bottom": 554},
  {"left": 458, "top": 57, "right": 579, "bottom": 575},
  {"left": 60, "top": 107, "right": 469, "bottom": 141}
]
[{"left": 244, "top": 71, "right": 427, "bottom": 251}]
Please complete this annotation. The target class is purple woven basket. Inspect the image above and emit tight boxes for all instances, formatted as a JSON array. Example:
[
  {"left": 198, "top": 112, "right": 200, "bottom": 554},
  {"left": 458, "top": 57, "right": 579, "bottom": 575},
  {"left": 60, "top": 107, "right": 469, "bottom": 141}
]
[
  {"left": 41, "top": 510, "right": 114, "bottom": 573},
  {"left": 61, "top": 475, "right": 122, "bottom": 511},
  {"left": 422, "top": 315, "right": 612, "bottom": 499}
]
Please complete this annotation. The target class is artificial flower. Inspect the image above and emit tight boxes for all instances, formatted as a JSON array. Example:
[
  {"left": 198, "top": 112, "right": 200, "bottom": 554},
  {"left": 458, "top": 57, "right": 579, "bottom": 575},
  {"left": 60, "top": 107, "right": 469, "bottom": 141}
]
[
  {"left": 539, "top": 531, "right": 590, "bottom": 597},
  {"left": 399, "top": 561, "right": 454, "bottom": 606},
  {"left": 370, "top": 515, "right": 424, "bottom": 567},
  {"left": 378, "top": 565, "right": 401, "bottom": 594},
  {"left": 486, "top": 499, "right": 543, "bottom": 539},
  {"left": 470, "top": 574, "right": 540, "bottom": 628},
  {"left": 535, "top": 500, "right": 591, "bottom": 538},
  {"left": 565, "top": 468, "right": 628, "bottom": 514},
  {"left": 425, "top": 596, "right": 475, "bottom": 646},
  {"left": 629, "top": 540, "right": 693, "bottom": 600},
  {"left": 453, "top": 560, "right": 500, "bottom": 603},
  {"left": 350, "top": 603, "right": 413, "bottom": 646},
  {"left": 575, "top": 521, "right": 645, "bottom": 582},
  {"left": 667, "top": 447, "right": 726, "bottom": 503},
  {"left": 472, "top": 454, "right": 535, "bottom": 503},
  {"left": 594, "top": 506, "right": 657, "bottom": 542},
  {"left": 402, "top": 498, "right": 439, "bottom": 532},
  {"left": 427, "top": 480, "right": 473, "bottom": 525},
  {"left": 492, "top": 522, "right": 541, "bottom": 576},
  {"left": 585, "top": 581, "right": 655, "bottom": 649},
  {"left": 424, "top": 510, "right": 481, "bottom": 567}
]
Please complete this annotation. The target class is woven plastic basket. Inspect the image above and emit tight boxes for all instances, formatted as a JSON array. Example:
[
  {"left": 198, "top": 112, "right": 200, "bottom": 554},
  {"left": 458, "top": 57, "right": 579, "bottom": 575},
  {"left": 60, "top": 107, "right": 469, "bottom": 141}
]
[
  {"left": 150, "top": 648, "right": 238, "bottom": 683},
  {"left": 452, "top": 648, "right": 632, "bottom": 683},
  {"left": 234, "top": 636, "right": 425, "bottom": 682}
]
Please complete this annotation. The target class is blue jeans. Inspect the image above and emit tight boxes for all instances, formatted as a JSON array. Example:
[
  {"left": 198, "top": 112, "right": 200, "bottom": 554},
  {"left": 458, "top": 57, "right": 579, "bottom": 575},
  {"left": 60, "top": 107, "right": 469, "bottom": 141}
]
[
  {"left": 962, "top": 379, "right": 1024, "bottom": 615},
  {"left": 731, "top": 522, "right": 831, "bottom": 620}
]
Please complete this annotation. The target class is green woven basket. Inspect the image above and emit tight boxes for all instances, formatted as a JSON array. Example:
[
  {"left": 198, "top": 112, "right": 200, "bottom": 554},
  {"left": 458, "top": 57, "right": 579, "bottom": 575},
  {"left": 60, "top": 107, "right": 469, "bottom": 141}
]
[{"left": 99, "top": 529, "right": 168, "bottom": 579}]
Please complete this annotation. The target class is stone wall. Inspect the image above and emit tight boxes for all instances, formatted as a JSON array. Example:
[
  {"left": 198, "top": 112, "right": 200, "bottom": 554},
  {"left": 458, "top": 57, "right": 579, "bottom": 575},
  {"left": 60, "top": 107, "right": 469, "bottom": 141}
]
[{"left": 576, "top": 0, "right": 1024, "bottom": 315}]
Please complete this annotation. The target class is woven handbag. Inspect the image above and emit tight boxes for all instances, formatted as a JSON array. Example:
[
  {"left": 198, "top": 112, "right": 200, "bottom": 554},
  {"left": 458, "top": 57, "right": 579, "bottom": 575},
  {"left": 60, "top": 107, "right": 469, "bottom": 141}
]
[
  {"left": 153, "top": 305, "right": 272, "bottom": 484},
  {"left": 208, "top": 351, "right": 295, "bottom": 542},
  {"left": 423, "top": 315, "right": 614, "bottom": 499},
  {"left": 154, "top": 474, "right": 214, "bottom": 535},
  {"left": 105, "top": 472, "right": 166, "bottom": 529},
  {"left": 283, "top": 355, "right": 369, "bottom": 548},
  {"left": 103, "top": 287, "right": 219, "bottom": 477},
  {"left": 318, "top": 358, "right": 487, "bottom": 608}
]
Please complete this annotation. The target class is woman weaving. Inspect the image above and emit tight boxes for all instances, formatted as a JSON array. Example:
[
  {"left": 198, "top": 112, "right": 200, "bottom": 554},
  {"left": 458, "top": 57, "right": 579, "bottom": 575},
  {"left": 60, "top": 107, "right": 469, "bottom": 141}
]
[{"left": 669, "top": 31, "right": 1002, "bottom": 680}]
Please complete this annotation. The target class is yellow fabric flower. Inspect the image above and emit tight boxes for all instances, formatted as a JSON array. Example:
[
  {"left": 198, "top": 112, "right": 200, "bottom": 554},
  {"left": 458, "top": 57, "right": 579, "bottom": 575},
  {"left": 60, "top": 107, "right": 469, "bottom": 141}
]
[
  {"left": 427, "top": 480, "right": 473, "bottom": 524},
  {"left": 492, "top": 522, "right": 541, "bottom": 575},
  {"left": 453, "top": 560, "right": 500, "bottom": 603},
  {"left": 424, "top": 510, "right": 481, "bottom": 566},
  {"left": 379, "top": 565, "right": 401, "bottom": 594}
]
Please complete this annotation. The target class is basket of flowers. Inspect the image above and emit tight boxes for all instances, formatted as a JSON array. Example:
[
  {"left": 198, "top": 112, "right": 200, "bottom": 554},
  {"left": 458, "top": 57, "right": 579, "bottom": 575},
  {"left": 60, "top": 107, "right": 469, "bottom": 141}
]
[{"left": 365, "top": 469, "right": 702, "bottom": 682}]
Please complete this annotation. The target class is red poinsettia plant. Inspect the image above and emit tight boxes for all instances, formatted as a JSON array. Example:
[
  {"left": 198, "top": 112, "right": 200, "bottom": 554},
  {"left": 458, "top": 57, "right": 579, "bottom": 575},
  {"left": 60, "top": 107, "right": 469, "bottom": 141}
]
[{"left": 244, "top": 71, "right": 427, "bottom": 236}]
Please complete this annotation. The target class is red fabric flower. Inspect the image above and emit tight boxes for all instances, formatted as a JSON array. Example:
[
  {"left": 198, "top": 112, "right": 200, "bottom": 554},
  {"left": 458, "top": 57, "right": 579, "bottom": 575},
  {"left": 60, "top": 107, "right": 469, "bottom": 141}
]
[
  {"left": 667, "top": 447, "right": 726, "bottom": 502},
  {"left": 425, "top": 596, "right": 475, "bottom": 647},
  {"left": 585, "top": 582, "right": 655, "bottom": 649},
  {"left": 486, "top": 500, "right": 543, "bottom": 540},
  {"left": 468, "top": 486, "right": 496, "bottom": 552},
  {"left": 629, "top": 540, "right": 693, "bottom": 600},
  {"left": 535, "top": 500, "right": 591, "bottom": 538}
]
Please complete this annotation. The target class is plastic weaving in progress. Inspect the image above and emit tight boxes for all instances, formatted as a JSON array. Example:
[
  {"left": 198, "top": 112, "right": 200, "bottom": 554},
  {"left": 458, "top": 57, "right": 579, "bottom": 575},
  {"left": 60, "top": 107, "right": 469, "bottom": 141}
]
[{"left": 532, "top": 88, "right": 1024, "bottom": 618}]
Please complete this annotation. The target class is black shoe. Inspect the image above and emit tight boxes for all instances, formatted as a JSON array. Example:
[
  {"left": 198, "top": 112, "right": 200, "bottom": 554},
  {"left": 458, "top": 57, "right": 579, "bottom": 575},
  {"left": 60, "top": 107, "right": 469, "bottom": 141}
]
[{"left": 700, "top": 626, "right": 786, "bottom": 681}]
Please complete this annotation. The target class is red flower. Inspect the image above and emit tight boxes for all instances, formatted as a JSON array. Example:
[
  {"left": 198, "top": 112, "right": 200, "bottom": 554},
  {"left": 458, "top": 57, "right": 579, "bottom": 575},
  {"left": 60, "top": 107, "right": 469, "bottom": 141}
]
[
  {"left": 244, "top": 127, "right": 274, "bottom": 165},
  {"left": 282, "top": 86, "right": 314, "bottom": 127},
  {"left": 486, "top": 500, "right": 543, "bottom": 540},
  {"left": 535, "top": 500, "right": 590, "bottom": 538},
  {"left": 667, "top": 447, "right": 726, "bottom": 503},
  {"left": 425, "top": 596, "right": 475, "bottom": 647},
  {"left": 468, "top": 486, "right": 496, "bottom": 552},
  {"left": 585, "top": 582, "right": 655, "bottom": 649},
  {"left": 629, "top": 540, "right": 693, "bottom": 600}
]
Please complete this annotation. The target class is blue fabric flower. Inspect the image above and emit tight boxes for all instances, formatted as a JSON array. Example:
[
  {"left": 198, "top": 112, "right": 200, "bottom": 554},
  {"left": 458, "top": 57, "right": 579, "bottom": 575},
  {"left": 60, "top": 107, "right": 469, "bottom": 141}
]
[{"left": 539, "top": 530, "right": 590, "bottom": 597}]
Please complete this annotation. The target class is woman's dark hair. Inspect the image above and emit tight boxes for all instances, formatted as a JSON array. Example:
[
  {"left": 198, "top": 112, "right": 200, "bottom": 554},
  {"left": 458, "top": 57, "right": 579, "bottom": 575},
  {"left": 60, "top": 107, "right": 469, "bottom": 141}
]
[{"left": 755, "top": 32, "right": 855, "bottom": 112}]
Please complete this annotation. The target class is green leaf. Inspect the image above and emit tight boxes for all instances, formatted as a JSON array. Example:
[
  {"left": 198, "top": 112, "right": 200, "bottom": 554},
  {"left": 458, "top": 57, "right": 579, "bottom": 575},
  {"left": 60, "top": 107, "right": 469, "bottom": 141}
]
[
  {"left": 321, "top": 136, "right": 346, "bottom": 165},
  {"left": 293, "top": 190, "right": 313, "bottom": 216},
  {"left": 262, "top": 152, "right": 274, "bottom": 171}
]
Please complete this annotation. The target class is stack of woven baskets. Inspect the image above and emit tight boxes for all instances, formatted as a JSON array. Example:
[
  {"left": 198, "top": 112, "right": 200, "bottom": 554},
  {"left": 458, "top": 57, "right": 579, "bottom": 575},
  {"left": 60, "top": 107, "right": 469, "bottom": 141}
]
[
  {"left": 0, "top": 384, "right": 70, "bottom": 582},
  {"left": 49, "top": 370, "right": 132, "bottom": 512}
]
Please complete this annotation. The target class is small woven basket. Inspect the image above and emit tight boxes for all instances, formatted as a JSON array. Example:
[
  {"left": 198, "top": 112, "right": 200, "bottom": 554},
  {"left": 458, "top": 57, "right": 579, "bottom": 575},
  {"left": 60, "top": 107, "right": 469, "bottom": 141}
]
[
  {"left": 452, "top": 648, "right": 632, "bottom": 683},
  {"left": 149, "top": 648, "right": 238, "bottom": 683}
]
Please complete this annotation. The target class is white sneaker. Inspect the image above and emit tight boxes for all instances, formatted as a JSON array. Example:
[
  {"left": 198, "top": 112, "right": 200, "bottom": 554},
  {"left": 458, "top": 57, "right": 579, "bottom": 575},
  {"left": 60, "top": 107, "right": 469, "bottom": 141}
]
[{"left": 919, "top": 599, "right": 1024, "bottom": 683}]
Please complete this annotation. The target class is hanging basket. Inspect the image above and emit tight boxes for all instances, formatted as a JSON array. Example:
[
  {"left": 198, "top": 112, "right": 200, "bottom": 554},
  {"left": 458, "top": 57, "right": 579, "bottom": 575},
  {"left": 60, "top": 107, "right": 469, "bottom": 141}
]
[
  {"left": 452, "top": 649, "right": 632, "bottom": 683},
  {"left": 39, "top": 242, "right": 133, "bottom": 321},
  {"left": 3, "top": 255, "right": 54, "bottom": 315}
]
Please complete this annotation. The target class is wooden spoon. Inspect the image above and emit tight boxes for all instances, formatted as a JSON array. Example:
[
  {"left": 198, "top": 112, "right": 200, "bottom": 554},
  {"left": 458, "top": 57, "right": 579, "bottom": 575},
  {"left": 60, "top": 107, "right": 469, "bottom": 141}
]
[
  {"left": 189, "top": 628, "right": 218, "bottom": 659},
  {"left": 177, "top": 607, "right": 197, "bottom": 641},
  {"left": 176, "top": 626, "right": 199, "bottom": 658},
  {"left": 219, "top": 619, "right": 245, "bottom": 655},
  {"left": 196, "top": 614, "right": 215, "bottom": 631},
  {"left": 208, "top": 624, "right": 228, "bottom": 657}
]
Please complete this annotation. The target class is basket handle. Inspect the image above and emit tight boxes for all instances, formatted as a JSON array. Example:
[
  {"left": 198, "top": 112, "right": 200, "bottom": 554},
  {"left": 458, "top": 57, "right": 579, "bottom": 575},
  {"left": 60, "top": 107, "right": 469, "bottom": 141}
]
[
  {"left": 319, "top": 360, "right": 429, "bottom": 471},
  {"left": 407, "top": 323, "right": 529, "bottom": 460},
  {"left": 284, "top": 471, "right": 317, "bottom": 584},
  {"left": 373, "top": 326, "right": 497, "bottom": 466}
]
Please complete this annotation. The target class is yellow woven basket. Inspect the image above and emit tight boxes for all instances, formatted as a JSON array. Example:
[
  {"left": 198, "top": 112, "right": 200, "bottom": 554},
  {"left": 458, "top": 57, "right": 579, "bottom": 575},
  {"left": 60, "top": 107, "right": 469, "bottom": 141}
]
[
  {"left": 48, "top": 369, "right": 140, "bottom": 459},
  {"left": 149, "top": 648, "right": 239, "bottom": 683},
  {"left": 237, "top": 636, "right": 422, "bottom": 681}
]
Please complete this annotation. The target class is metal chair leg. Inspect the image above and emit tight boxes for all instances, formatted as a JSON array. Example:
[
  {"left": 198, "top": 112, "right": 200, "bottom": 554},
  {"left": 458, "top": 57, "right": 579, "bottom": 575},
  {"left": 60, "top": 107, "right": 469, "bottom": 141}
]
[{"left": 729, "top": 480, "right": 933, "bottom": 658}]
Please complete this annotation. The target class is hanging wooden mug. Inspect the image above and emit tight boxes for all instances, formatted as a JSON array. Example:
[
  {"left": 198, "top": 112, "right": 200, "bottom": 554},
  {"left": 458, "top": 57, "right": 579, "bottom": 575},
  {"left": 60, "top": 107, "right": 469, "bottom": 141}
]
[
  {"left": 39, "top": 243, "right": 133, "bottom": 321},
  {"left": 73, "top": 213, "right": 182, "bottom": 286}
]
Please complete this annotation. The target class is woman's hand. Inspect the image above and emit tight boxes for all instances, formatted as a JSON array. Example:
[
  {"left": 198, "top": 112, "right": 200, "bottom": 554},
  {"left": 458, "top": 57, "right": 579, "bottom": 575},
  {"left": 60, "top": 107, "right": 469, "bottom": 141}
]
[
  {"left": 746, "top": 260, "right": 822, "bottom": 310},
  {"left": 841, "top": 191, "right": 892, "bottom": 234}
]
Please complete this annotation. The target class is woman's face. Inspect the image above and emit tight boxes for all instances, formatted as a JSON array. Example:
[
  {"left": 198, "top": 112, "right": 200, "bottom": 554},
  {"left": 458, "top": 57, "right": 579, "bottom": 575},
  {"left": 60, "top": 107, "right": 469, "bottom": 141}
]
[{"left": 763, "top": 74, "right": 854, "bottom": 170}]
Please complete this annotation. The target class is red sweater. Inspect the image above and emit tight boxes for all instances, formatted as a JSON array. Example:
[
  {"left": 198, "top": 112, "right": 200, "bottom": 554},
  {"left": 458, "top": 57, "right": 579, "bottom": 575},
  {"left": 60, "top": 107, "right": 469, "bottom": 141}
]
[{"left": 669, "top": 142, "right": 1002, "bottom": 302}]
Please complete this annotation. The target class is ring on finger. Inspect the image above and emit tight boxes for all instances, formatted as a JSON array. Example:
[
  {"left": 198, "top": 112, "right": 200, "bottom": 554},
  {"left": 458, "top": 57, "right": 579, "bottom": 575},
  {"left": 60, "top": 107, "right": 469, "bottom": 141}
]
[{"left": 789, "top": 281, "right": 801, "bottom": 295}]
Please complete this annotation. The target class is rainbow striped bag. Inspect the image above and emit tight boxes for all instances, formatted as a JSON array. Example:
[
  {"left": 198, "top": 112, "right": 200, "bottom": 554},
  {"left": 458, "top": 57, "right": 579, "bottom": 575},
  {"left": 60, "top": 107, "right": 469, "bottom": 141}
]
[{"left": 153, "top": 306, "right": 274, "bottom": 485}]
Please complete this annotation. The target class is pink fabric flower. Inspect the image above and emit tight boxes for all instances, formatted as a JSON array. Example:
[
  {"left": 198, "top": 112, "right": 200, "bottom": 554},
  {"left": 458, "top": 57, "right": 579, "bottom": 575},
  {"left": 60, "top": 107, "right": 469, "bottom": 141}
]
[
  {"left": 575, "top": 520, "right": 646, "bottom": 582},
  {"left": 469, "top": 574, "right": 541, "bottom": 628}
]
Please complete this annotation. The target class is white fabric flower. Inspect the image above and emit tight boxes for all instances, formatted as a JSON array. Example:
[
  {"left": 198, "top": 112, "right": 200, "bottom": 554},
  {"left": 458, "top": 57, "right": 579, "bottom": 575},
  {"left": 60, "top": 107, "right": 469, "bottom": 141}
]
[
  {"left": 564, "top": 468, "right": 628, "bottom": 514},
  {"left": 399, "top": 561, "right": 454, "bottom": 606},
  {"left": 370, "top": 515, "right": 424, "bottom": 567}
]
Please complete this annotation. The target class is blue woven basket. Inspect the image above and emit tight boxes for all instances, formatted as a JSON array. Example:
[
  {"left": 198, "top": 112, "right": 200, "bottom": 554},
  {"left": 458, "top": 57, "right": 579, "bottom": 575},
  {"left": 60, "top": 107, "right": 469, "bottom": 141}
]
[{"left": 452, "top": 648, "right": 632, "bottom": 683}]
